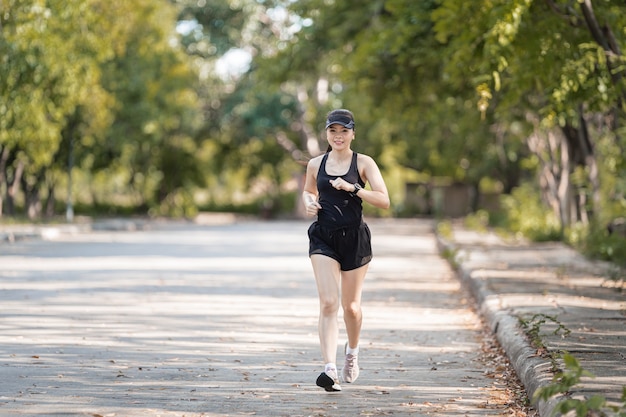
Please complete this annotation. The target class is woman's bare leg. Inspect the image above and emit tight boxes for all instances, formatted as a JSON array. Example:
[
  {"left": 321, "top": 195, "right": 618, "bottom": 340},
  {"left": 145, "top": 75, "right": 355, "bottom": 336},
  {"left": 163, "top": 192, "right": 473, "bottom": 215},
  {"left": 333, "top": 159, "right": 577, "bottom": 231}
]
[
  {"left": 341, "top": 264, "right": 368, "bottom": 349},
  {"left": 310, "top": 254, "right": 341, "bottom": 365}
]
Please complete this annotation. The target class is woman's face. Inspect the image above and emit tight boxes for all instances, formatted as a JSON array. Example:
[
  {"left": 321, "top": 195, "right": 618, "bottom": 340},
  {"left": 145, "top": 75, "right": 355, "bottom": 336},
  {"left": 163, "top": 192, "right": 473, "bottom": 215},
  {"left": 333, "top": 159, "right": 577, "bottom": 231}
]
[{"left": 326, "top": 124, "right": 355, "bottom": 151}]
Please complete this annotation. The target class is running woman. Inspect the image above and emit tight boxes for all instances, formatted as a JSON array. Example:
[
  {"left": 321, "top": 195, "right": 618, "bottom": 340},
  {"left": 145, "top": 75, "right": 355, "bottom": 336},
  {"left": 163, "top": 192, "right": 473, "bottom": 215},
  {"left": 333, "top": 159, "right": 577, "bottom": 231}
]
[{"left": 302, "top": 109, "right": 390, "bottom": 392}]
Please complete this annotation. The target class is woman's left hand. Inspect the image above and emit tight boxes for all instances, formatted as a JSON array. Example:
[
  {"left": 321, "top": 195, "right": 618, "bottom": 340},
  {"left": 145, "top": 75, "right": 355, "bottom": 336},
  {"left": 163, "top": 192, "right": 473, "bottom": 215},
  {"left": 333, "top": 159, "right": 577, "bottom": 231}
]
[{"left": 330, "top": 178, "right": 352, "bottom": 192}]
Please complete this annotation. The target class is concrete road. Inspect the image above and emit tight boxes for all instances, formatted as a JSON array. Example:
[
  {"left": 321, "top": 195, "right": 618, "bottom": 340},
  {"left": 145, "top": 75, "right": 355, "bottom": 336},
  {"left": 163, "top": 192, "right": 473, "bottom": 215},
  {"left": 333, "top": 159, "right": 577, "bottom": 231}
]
[{"left": 1, "top": 219, "right": 517, "bottom": 416}]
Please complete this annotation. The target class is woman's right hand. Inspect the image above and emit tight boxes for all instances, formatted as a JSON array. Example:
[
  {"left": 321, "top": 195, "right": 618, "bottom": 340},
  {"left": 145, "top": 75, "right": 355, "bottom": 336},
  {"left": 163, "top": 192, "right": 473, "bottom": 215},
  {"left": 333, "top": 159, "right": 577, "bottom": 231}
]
[{"left": 306, "top": 200, "right": 322, "bottom": 216}]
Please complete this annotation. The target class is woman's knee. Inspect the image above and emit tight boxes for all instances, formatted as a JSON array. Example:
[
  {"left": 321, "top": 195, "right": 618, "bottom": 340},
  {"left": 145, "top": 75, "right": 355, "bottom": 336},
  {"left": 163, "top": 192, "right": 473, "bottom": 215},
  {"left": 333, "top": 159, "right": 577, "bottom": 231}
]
[
  {"left": 342, "top": 301, "right": 361, "bottom": 319},
  {"left": 319, "top": 297, "right": 339, "bottom": 316}
]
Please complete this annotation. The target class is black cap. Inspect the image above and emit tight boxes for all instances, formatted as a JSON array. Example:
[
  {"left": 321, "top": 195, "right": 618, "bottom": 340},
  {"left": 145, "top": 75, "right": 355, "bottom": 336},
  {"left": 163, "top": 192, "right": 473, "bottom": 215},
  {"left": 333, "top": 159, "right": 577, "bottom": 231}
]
[{"left": 325, "top": 112, "right": 355, "bottom": 129}]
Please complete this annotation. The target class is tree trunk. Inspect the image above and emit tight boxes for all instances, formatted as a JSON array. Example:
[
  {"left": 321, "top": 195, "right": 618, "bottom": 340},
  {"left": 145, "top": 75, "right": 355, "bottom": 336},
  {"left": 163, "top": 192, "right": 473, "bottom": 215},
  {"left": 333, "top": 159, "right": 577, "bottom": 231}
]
[
  {"left": 45, "top": 183, "right": 56, "bottom": 218},
  {"left": 0, "top": 145, "right": 9, "bottom": 217},
  {"left": 561, "top": 109, "right": 600, "bottom": 225},
  {"left": 555, "top": 130, "right": 571, "bottom": 229},
  {"left": 526, "top": 113, "right": 573, "bottom": 233},
  {"left": 21, "top": 169, "right": 45, "bottom": 220},
  {"left": 295, "top": 84, "right": 322, "bottom": 157},
  {"left": 25, "top": 186, "right": 42, "bottom": 220},
  {"left": 576, "top": 111, "right": 601, "bottom": 218},
  {"left": 6, "top": 159, "right": 24, "bottom": 217}
]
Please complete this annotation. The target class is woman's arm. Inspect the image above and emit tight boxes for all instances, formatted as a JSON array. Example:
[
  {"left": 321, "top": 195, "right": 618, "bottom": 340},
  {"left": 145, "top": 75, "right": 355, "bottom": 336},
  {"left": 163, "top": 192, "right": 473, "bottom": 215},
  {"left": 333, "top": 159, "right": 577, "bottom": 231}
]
[
  {"left": 358, "top": 155, "right": 390, "bottom": 210},
  {"left": 302, "top": 158, "right": 322, "bottom": 216}
]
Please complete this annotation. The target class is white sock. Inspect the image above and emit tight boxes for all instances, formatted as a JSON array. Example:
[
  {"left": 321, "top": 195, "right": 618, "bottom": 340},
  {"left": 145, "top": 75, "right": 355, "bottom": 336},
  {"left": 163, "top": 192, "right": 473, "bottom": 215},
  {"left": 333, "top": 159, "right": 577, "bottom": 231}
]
[
  {"left": 325, "top": 363, "right": 337, "bottom": 373},
  {"left": 346, "top": 345, "right": 359, "bottom": 356}
]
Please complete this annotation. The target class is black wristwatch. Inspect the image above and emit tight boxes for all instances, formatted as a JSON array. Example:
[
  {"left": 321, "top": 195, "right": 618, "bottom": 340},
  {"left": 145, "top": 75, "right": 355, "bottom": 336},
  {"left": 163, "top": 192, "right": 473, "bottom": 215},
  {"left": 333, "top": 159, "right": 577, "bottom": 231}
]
[{"left": 351, "top": 183, "right": 363, "bottom": 197}]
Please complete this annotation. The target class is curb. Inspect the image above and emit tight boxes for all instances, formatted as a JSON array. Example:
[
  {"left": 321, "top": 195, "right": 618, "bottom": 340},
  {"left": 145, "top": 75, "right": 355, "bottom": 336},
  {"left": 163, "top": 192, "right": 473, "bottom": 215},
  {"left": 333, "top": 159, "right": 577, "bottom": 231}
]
[
  {"left": 0, "top": 218, "right": 176, "bottom": 245},
  {"left": 435, "top": 233, "right": 564, "bottom": 417},
  {"left": 0, "top": 213, "right": 245, "bottom": 245},
  {"left": 0, "top": 224, "right": 91, "bottom": 244},
  {"left": 0, "top": 231, "right": 38, "bottom": 243}
]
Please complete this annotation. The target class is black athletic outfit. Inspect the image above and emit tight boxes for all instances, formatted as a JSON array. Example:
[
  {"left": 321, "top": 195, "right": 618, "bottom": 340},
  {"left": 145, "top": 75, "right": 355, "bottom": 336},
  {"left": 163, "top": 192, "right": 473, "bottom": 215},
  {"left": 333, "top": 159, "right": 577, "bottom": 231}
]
[{"left": 308, "top": 152, "right": 372, "bottom": 271}]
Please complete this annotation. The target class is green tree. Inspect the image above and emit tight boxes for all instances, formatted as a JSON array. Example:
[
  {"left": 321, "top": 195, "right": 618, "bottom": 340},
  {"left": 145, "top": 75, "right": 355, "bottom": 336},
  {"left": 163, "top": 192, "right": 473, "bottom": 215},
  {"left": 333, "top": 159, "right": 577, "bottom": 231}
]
[
  {"left": 0, "top": 0, "right": 204, "bottom": 219},
  {"left": 253, "top": 0, "right": 525, "bottom": 214},
  {"left": 253, "top": 0, "right": 626, "bottom": 225},
  {"left": 173, "top": 0, "right": 247, "bottom": 58},
  {"left": 0, "top": 0, "right": 114, "bottom": 217},
  {"left": 176, "top": 0, "right": 315, "bottom": 213},
  {"left": 433, "top": 0, "right": 626, "bottom": 228},
  {"left": 97, "top": 0, "right": 203, "bottom": 216}
]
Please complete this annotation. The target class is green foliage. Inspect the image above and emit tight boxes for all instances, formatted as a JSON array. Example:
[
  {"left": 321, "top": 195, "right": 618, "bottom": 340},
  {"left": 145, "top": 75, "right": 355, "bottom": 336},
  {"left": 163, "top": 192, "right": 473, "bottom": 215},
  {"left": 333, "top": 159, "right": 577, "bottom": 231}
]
[
  {"left": 498, "top": 183, "right": 562, "bottom": 241},
  {"left": 198, "top": 190, "right": 298, "bottom": 219},
  {"left": 256, "top": 0, "right": 530, "bottom": 210},
  {"left": 0, "top": 0, "right": 113, "bottom": 169},
  {"left": 174, "top": 0, "right": 247, "bottom": 57},
  {"left": 433, "top": 0, "right": 626, "bottom": 123},
  {"left": 576, "top": 224, "right": 626, "bottom": 270},
  {"left": 436, "top": 220, "right": 454, "bottom": 240},
  {"left": 534, "top": 353, "right": 626, "bottom": 417},
  {"left": 4, "top": 0, "right": 626, "bottom": 223},
  {"left": 0, "top": 0, "right": 206, "bottom": 219},
  {"left": 464, "top": 209, "right": 490, "bottom": 233},
  {"left": 435, "top": 221, "right": 462, "bottom": 268},
  {"left": 518, "top": 313, "right": 571, "bottom": 353}
]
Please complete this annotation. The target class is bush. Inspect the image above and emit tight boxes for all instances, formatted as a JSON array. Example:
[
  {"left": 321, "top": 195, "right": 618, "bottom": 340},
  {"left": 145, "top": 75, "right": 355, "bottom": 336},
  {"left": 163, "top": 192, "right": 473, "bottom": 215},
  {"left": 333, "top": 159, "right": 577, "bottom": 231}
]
[
  {"left": 577, "top": 225, "right": 626, "bottom": 269},
  {"left": 498, "top": 183, "right": 562, "bottom": 241}
]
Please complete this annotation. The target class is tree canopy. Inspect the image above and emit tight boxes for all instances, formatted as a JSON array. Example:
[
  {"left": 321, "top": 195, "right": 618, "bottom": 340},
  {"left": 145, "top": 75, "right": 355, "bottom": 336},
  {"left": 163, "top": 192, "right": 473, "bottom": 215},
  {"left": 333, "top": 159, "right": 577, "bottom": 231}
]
[{"left": 1, "top": 0, "right": 625, "bottom": 234}]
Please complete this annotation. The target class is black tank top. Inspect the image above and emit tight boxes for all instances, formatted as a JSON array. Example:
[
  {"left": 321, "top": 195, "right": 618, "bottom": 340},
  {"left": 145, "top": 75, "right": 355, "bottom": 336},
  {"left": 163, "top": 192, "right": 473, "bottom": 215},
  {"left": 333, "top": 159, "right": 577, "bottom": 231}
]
[{"left": 316, "top": 152, "right": 365, "bottom": 227}]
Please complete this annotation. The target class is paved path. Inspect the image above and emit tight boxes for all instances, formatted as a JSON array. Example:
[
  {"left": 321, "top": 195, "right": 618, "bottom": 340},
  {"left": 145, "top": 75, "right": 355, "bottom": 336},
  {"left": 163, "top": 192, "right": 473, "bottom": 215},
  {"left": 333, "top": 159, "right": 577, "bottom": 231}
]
[
  {"left": 1, "top": 219, "right": 516, "bottom": 416},
  {"left": 437, "top": 223, "right": 626, "bottom": 417}
]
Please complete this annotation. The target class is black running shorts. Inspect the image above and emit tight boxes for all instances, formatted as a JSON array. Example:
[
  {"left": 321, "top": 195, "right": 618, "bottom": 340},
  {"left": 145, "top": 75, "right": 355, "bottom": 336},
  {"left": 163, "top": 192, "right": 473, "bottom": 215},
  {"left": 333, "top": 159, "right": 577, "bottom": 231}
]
[{"left": 308, "top": 221, "right": 372, "bottom": 271}]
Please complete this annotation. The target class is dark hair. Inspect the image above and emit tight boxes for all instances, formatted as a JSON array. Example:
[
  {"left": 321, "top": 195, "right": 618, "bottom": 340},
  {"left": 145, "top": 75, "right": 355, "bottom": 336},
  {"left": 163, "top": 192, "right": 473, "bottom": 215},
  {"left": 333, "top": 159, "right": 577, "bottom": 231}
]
[{"left": 325, "top": 109, "right": 355, "bottom": 152}]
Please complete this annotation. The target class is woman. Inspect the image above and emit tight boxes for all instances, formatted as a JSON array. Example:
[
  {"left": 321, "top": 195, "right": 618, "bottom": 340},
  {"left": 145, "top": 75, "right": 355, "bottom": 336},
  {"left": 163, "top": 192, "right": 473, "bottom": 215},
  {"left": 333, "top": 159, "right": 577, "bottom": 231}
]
[{"left": 302, "top": 109, "right": 390, "bottom": 392}]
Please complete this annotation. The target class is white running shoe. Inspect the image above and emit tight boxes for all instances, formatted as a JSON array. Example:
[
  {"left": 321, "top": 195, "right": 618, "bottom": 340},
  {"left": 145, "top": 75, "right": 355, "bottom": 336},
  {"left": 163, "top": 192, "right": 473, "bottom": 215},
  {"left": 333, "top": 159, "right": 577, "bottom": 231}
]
[{"left": 342, "top": 344, "right": 360, "bottom": 383}]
